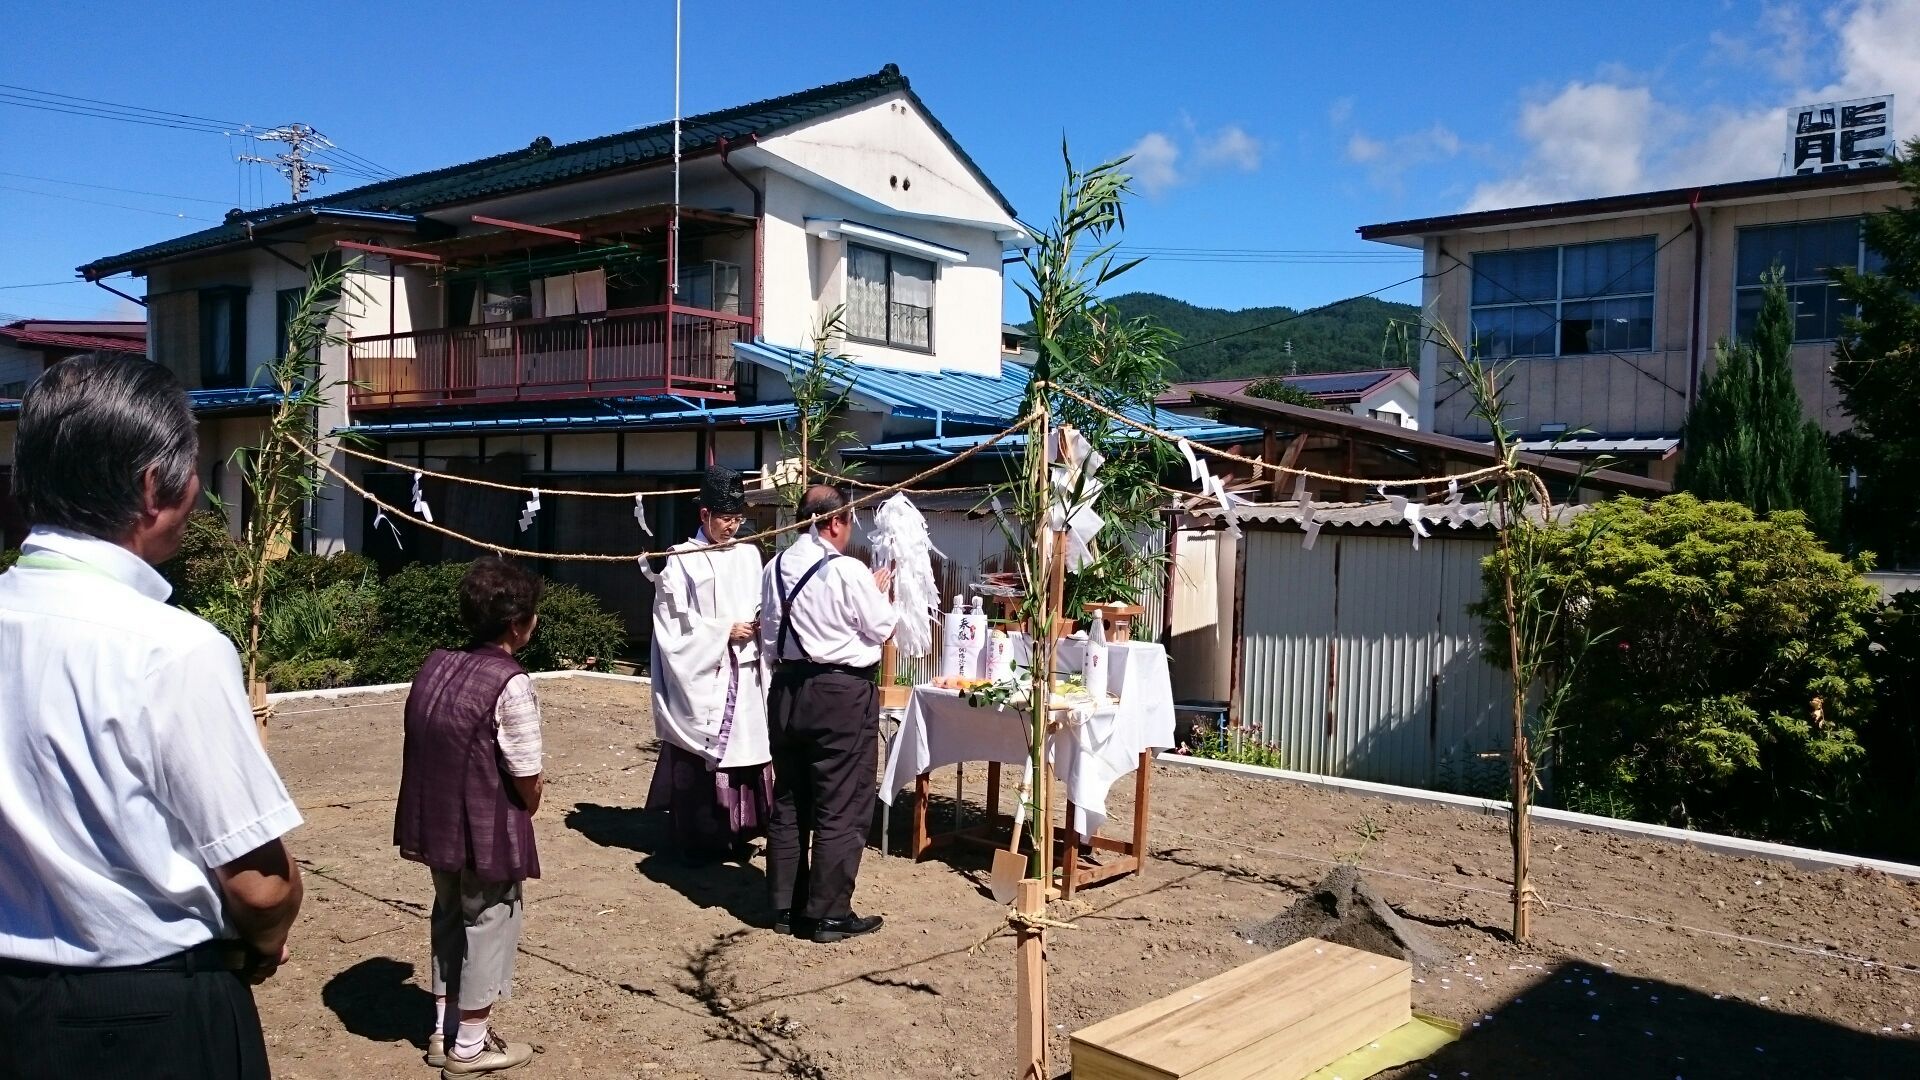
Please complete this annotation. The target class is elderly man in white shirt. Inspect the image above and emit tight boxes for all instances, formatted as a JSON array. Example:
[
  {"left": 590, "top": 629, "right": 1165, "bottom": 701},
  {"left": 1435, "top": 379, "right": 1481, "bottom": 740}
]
[
  {"left": 759, "top": 484, "right": 897, "bottom": 943},
  {"left": 0, "top": 356, "right": 303, "bottom": 1080}
]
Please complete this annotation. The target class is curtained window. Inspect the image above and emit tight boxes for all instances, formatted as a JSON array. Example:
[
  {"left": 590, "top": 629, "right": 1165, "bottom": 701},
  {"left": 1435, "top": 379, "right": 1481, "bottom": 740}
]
[{"left": 846, "top": 243, "right": 935, "bottom": 351}]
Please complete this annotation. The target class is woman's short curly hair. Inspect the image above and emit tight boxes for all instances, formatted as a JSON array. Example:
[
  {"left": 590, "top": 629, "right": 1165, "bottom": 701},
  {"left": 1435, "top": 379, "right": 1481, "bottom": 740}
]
[{"left": 459, "top": 556, "right": 545, "bottom": 642}]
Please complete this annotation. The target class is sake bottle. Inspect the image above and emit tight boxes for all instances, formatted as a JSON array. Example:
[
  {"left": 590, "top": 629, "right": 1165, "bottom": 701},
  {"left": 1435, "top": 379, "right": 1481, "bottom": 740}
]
[
  {"left": 939, "top": 595, "right": 965, "bottom": 679},
  {"left": 1083, "top": 606, "right": 1110, "bottom": 703},
  {"left": 957, "top": 596, "right": 986, "bottom": 678}
]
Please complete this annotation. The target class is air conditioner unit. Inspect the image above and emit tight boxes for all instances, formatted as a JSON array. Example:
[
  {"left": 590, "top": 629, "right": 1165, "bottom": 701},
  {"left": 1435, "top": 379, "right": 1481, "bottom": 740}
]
[{"left": 679, "top": 260, "right": 742, "bottom": 314}]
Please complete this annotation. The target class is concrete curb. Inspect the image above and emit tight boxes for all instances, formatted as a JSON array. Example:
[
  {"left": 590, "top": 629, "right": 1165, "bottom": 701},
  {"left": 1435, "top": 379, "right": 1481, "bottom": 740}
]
[
  {"left": 1158, "top": 752, "right": 1920, "bottom": 881},
  {"left": 267, "top": 669, "right": 650, "bottom": 704}
]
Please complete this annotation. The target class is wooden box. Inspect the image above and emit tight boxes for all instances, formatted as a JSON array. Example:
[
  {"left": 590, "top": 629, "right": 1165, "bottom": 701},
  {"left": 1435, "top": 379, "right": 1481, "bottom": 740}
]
[
  {"left": 878, "top": 684, "right": 912, "bottom": 710},
  {"left": 1071, "top": 938, "right": 1411, "bottom": 1080}
]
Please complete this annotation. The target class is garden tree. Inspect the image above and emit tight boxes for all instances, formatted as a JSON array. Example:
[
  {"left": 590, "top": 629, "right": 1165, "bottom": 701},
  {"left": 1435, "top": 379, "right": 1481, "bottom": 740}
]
[
  {"left": 1831, "top": 136, "right": 1920, "bottom": 566},
  {"left": 1485, "top": 494, "right": 1881, "bottom": 848},
  {"left": 1677, "top": 268, "right": 1842, "bottom": 539},
  {"left": 1242, "top": 378, "right": 1327, "bottom": 410}
]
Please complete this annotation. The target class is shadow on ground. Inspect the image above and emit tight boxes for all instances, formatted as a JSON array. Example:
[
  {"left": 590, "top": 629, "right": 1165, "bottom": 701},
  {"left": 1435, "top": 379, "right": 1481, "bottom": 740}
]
[
  {"left": 1384, "top": 960, "right": 1920, "bottom": 1079},
  {"left": 565, "top": 801, "right": 771, "bottom": 928},
  {"left": 320, "top": 956, "right": 433, "bottom": 1050}
]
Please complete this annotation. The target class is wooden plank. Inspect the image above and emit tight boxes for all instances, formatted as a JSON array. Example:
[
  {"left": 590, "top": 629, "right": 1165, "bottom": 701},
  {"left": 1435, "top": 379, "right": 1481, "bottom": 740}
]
[
  {"left": 1015, "top": 879, "right": 1048, "bottom": 1080},
  {"left": 1072, "top": 939, "right": 1411, "bottom": 1080}
]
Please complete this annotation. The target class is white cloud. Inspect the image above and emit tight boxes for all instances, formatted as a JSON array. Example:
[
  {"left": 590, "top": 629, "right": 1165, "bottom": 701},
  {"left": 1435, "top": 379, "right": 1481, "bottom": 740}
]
[
  {"left": 1344, "top": 123, "right": 1464, "bottom": 193},
  {"left": 1346, "top": 132, "right": 1386, "bottom": 163},
  {"left": 1124, "top": 131, "right": 1182, "bottom": 195},
  {"left": 1196, "top": 124, "right": 1262, "bottom": 171},
  {"left": 1457, "top": 0, "right": 1920, "bottom": 212},
  {"left": 1122, "top": 121, "right": 1265, "bottom": 195}
]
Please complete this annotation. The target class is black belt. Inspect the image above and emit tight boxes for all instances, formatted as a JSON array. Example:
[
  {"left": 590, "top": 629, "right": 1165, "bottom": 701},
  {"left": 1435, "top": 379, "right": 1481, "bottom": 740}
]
[
  {"left": 0, "top": 939, "right": 254, "bottom": 978},
  {"left": 775, "top": 660, "right": 877, "bottom": 680}
]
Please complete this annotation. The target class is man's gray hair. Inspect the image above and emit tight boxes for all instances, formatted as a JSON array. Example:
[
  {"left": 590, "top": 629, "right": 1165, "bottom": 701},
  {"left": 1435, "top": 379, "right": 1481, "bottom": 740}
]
[{"left": 13, "top": 355, "right": 199, "bottom": 539}]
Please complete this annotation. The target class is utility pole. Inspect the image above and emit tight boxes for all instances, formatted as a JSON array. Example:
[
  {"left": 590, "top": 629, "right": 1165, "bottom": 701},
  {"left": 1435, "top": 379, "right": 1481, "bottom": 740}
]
[{"left": 238, "top": 124, "right": 333, "bottom": 202}]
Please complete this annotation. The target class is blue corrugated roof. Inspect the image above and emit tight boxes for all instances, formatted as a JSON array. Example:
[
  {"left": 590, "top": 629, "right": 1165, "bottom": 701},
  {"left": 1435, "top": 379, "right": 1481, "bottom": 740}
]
[
  {"left": 0, "top": 385, "right": 281, "bottom": 418},
  {"left": 845, "top": 421, "right": 1265, "bottom": 460},
  {"left": 734, "top": 340, "right": 1234, "bottom": 433},
  {"left": 337, "top": 400, "right": 797, "bottom": 438}
]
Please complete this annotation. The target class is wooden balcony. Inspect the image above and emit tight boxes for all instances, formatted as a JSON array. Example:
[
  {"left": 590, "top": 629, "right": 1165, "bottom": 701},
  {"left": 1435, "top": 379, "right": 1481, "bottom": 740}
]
[{"left": 347, "top": 304, "right": 750, "bottom": 411}]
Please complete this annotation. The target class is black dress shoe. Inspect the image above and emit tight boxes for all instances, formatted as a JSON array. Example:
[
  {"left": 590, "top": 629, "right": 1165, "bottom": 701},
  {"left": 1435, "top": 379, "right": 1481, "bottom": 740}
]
[
  {"left": 811, "top": 913, "right": 884, "bottom": 943},
  {"left": 773, "top": 909, "right": 793, "bottom": 935}
]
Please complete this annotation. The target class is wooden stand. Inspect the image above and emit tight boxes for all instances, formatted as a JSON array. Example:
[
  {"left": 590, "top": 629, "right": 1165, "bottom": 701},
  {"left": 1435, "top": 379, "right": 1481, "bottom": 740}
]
[
  {"left": 249, "top": 679, "right": 270, "bottom": 746},
  {"left": 878, "top": 640, "right": 911, "bottom": 710},
  {"left": 908, "top": 749, "right": 1155, "bottom": 898}
]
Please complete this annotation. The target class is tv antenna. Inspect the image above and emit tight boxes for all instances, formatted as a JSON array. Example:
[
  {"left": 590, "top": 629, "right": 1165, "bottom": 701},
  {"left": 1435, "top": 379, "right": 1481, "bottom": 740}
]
[{"left": 238, "top": 124, "right": 333, "bottom": 202}]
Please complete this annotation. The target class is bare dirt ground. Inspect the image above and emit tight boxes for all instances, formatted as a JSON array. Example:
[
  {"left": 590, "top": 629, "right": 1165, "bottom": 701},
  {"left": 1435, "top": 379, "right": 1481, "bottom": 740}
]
[{"left": 261, "top": 678, "right": 1920, "bottom": 1079}]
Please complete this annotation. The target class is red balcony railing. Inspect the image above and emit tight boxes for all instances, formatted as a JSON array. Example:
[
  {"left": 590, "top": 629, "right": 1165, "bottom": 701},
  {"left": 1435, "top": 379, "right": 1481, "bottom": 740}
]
[{"left": 347, "top": 304, "right": 751, "bottom": 410}]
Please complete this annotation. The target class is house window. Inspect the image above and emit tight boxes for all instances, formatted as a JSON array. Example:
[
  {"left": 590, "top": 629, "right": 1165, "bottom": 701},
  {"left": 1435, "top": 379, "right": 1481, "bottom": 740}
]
[
  {"left": 1470, "top": 237, "right": 1656, "bottom": 358},
  {"left": 1734, "top": 218, "right": 1885, "bottom": 342},
  {"left": 274, "top": 287, "right": 302, "bottom": 364},
  {"left": 199, "top": 286, "right": 248, "bottom": 388},
  {"left": 846, "top": 244, "right": 934, "bottom": 351}
]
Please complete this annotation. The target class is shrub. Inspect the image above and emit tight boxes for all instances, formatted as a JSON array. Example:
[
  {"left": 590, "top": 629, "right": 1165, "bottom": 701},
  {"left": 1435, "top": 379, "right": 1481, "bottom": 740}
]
[
  {"left": 1243, "top": 379, "right": 1326, "bottom": 410},
  {"left": 0, "top": 548, "right": 17, "bottom": 573},
  {"left": 1853, "top": 592, "right": 1920, "bottom": 857},
  {"left": 264, "top": 657, "right": 358, "bottom": 691},
  {"left": 520, "top": 582, "right": 623, "bottom": 673},
  {"left": 1482, "top": 494, "right": 1882, "bottom": 847}
]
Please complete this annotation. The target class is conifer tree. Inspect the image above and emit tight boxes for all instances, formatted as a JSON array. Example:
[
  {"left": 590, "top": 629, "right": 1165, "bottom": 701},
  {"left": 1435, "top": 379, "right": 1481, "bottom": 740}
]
[
  {"left": 1678, "top": 268, "right": 1842, "bottom": 539},
  {"left": 1830, "top": 137, "right": 1920, "bottom": 566}
]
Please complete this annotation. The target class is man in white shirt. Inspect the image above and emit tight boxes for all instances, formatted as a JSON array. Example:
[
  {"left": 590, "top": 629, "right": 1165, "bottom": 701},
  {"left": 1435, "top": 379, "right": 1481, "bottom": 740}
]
[
  {"left": 759, "top": 485, "right": 896, "bottom": 943},
  {"left": 0, "top": 356, "right": 303, "bottom": 1080}
]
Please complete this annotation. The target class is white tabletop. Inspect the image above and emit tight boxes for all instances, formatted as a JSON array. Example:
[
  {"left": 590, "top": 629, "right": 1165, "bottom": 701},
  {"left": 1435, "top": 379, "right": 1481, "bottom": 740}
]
[{"left": 879, "top": 640, "right": 1176, "bottom": 836}]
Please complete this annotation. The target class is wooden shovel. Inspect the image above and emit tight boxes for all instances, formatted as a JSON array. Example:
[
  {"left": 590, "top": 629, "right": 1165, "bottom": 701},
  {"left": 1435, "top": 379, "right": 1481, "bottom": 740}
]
[{"left": 990, "top": 758, "right": 1035, "bottom": 903}]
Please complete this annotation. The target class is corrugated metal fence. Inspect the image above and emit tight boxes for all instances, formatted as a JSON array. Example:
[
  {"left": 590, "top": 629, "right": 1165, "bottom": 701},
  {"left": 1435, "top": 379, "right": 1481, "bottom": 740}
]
[{"left": 1236, "top": 528, "right": 1513, "bottom": 789}]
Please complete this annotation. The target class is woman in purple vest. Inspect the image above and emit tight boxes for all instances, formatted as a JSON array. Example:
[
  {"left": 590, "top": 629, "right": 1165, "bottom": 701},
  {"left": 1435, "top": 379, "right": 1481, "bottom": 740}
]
[{"left": 394, "top": 557, "right": 546, "bottom": 1077}]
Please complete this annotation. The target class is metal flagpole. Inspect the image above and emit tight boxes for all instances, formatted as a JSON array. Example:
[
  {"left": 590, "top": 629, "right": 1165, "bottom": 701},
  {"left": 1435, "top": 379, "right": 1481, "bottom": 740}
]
[{"left": 670, "top": 0, "right": 682, "bottom": 301}]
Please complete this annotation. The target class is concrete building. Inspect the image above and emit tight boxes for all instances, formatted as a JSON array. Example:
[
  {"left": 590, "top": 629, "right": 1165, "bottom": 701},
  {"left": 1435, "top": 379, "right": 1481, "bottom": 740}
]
[
  {"left": 1158, "top": 368, "right": 1420, "bottom": 429},
  {"left": 24, "top": 65, "right": 1250, "bottom": 640},
  {"left": 1359, "top": 165, "right": 1910, "bottom": 480}
]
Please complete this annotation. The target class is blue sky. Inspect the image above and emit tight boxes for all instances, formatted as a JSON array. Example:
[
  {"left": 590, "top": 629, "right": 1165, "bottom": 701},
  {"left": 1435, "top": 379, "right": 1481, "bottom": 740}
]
[{"left": 2, "top": 0, "right": 1915, "bottom": 324}]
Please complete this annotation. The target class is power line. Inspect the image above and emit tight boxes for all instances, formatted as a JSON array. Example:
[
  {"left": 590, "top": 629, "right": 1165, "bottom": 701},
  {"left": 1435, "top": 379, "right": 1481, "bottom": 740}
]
[
  {"left": 0, "top": 279, "right": 84, "bottom": 290},
  {"left": 0, "top": 169, "right": 236, "bottom": 205},
  {"left": 0, "top": 81, "right": 243, "bottom": 128},
  {"left": 0, "top": 183, "right": 218, "bottom": 221}
]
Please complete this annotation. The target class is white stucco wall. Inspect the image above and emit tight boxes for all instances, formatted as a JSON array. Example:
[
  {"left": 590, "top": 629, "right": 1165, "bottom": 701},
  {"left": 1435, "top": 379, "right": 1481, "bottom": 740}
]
[{"left": 1353, "top": 376, "right": 1419, "bottom": 429}]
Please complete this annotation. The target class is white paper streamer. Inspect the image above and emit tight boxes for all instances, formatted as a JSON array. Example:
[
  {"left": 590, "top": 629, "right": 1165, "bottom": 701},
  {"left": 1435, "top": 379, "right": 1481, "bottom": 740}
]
[
  {"left": 518, "top": 488, "right": 541, "bottom": 533},
  {"left": 636, "top": 554, "right": 659, "bottom": 584},
  {"left": 1387, "top": 494, "right": 1431, "bottom": 550},
  {"left": 370, "top": 499, "right": 403, "bottom": 549},
  {"left": 1294, "top": 474, "right": 1321, "bottom": 550},
  {"left": 1176, "top": 437, "right": 1204, "bottom": 483},
  {"left": 869, "top": 493, "right": 943, "bottom": 659},
  {"left": 1048, "top": 428, "right": 1105, "bottom": 572},
  {"left": 633, "top": 493, "right": 653, "bottom": 536},
  {"left": 409, "top": 472, "right": 433, "bottom": 524}
]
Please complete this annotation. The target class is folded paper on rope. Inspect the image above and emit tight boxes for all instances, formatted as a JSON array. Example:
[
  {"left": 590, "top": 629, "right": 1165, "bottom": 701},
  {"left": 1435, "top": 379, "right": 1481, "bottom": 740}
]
[
  {"left": 633, "top": 493, "right": 653, "bottom": 536},
  {"left": 1048, "top": 427, "right": 1105, "bottom": 573},
  {"left": 518, "top": 488, "right": 541, "bottom": 533},
  {"left": 1295, "top": 474, "right": 1322, "bottom": 550},
  {"left": 410, "top": 472, "right": 433, "bottom": 524},
  {"left": 370, "top": 499, "right": 403, "bottom": 549}
]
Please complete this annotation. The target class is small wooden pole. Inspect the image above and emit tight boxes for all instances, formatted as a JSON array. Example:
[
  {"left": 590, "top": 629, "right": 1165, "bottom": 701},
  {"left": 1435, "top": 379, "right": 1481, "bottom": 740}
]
[
  {"left": 1015, "top": 878, "right": 1049, "bottom": 1080},
  {"left": 249, "top": 679, "right": 270, "bottom": 746}
]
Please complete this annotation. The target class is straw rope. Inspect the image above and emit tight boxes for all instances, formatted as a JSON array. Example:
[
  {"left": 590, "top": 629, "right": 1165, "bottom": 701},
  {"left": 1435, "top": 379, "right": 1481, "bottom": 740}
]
[
  {"left": 1044, "top": 381, "right": 1510, "bottom": 490},
  {"left": 332, "top": 443, "right": 761, "bottom": 498},
  {"left": 290, "top": 413, "right": 1040, "bottom": 563}
]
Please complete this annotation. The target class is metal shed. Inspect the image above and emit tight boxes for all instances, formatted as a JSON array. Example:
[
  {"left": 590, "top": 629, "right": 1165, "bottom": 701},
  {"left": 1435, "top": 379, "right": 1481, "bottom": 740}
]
[{"left": 1197, "top": 501, "right": 1537, "bottom": 788}]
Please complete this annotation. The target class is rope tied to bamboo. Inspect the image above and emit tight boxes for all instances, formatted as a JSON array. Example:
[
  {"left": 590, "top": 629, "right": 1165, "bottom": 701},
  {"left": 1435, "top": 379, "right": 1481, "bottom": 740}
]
[
  {"left": 289, "top": 411, "right": 1041, "bottom": 563},
  {"left": 967, "top": 907, "right": 1082, "bottom": 956},
  {"left": 333, "top": 443, "right": 761, "bottom": 498}
]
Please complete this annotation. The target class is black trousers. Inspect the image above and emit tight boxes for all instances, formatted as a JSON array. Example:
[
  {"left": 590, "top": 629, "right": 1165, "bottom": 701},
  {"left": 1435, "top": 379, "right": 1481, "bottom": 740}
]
[
  {"left": 766, "top": 667, "right": 879, "bottom": 920},
  {"left": 0, "top": 945, "right": 270, "bottom": 1079}
]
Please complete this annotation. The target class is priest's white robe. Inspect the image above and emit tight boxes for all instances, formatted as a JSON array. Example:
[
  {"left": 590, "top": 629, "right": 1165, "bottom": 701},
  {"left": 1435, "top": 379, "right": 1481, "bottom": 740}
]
[{"left": 650, "top": 534, "right": 769, "bottom": 769}]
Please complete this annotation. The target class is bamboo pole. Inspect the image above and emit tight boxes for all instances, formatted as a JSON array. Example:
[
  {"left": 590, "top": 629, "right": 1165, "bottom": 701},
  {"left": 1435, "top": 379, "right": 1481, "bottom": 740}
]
[{"left": 1499, "top": 468, "right": 1532, "bottom": 943}]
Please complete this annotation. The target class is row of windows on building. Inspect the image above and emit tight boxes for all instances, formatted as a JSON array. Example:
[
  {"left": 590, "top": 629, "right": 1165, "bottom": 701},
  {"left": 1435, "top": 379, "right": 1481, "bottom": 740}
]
[{"left": 1469, "top": 217, "right": 1886, "bottom": 360}]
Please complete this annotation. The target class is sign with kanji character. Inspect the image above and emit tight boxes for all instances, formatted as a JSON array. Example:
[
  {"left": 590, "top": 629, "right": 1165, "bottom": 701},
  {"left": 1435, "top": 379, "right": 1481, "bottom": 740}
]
[{"left": 1788, "top": 96, "right": 1894, "bottom": 174}]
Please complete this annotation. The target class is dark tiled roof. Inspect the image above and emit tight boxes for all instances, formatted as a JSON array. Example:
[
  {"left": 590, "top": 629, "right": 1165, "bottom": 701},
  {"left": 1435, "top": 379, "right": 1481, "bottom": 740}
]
[
  {"left": 84, "top": 64, "right": 1011, "bottom": 279},
  {"left": 1157, "top": 368, "right": 1409, "bottom": 405}
]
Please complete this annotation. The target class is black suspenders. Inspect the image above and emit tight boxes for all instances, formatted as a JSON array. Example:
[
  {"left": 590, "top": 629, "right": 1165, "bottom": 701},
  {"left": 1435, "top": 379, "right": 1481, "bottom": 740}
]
[{"left": 775, "top": 544, "right": 839, "bottom": 663}]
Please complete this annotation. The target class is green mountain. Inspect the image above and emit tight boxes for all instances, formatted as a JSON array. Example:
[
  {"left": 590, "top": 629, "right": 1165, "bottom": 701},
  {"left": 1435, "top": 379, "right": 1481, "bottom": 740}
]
[{"left": 1105, "top": 292, "right": 1422, "bottom": 381}]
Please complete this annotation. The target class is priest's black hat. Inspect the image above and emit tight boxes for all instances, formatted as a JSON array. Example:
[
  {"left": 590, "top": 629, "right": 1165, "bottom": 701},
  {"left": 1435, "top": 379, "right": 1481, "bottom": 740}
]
[{"left": 697, "top": 465, "right": 747, "bottom": 515}]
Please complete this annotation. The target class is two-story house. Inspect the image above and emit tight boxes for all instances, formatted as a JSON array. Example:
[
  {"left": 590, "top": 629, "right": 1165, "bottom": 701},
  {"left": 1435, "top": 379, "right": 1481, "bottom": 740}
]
[
  {"left": 1358, "top": 165, "right": 1910, "bottom": 480},
  {"left": 53, "top": 64, "right": 1250, "bottom": 633}
]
